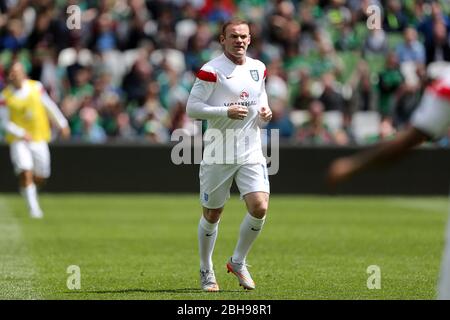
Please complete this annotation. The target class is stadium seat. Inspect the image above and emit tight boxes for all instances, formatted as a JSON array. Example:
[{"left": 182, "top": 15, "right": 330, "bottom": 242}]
[
  {"left": 290, "top": 110, "right": 309, "bottom": 127},
  {"left": 400, "top": 61, "right": 420, "bottom": 86},
  {"left": 175, "top": 19, "right": 198, "bottom": 50},
  {"left": 57, "top": 48, "right": 94, "bottom": 67},
  {"left": 351, "top": 111, "right": 381, "bottom": 144},
  {"left": 324, "top": 111, "right": 343, "bottom": 132},
  {"left": 290, "top": 110, "right": 344, "bottom": 132},
  {"left": 150, "top": 49, "right": 186, "bottom": 74}
]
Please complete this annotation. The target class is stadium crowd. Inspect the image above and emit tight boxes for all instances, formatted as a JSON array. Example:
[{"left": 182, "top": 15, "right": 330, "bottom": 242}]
[{"left": 0, "top": 0, "right": 449, "bottom": 146}]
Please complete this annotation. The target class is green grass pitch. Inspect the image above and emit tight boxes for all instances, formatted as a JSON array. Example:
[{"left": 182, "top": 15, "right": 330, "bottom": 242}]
[{"left": 0, "top": 194, "right": 448, "bottom": 300}]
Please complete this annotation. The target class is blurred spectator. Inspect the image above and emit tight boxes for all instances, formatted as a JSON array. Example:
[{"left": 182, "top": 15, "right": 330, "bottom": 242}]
[
  {"left": 348, "top": 60, "right": 372, "bottom": 112},
  {"left": 116, "top": 112, "right": 138, "bottom": 141},
  {"left": 169, "top": 98, "right": 200, "bottom": 137},
  {"left": 394, "top": 70, "right": 423, "bottom": 128},
  {"left": 203, "top": 0, "right": 234, "bottom": 23},
  {"left": 76, "top": 107, "right": 107, "bottom": 143},
  {"left": 295, "top": 100, "right": 336, "bottom": 145},
  {"left": 132, "top": 81, "right": 170, "bottom": 136},
  {"left": 265, "top": 61, "right": 289, "bottom": 103},
  {"left": 89, "top": 13, "right": 119, "bottom": 53},
  {"left": 365, "top": 117, "right": 397, "bottom": 143},
  {"left": 325, "top": 0, "right": 352, "bottom": 29},
  {"left": 98, "top": 92, "right": 123, "bottom": 137},
  {"left": 122, "top": 54, "right": 153, "bottom": 105},
  {"left": 268, "top": 0, "right": 297, "bottom": 47},
  {"left": 298, "top": 0, "right": 323, "bottom": 27},
  {"left": 377, "top": 52, "right": 404, "bottom": 117},
  {"left": 92, "top": 71, "right": 123, "bottom": 110},
  {"left": 319, "top": 72, "right": 346, "bottom": 112},
  {"left": 143, "top": 119, "right": 170, "bottom": 143},
  {"left": 316, "top": 42, "right": 344, "bottom": 78},
  {"left": 27, "top": 6, "right": 68, "bottom": 52},
  {"left": 396, "top": 27, "right": 426, "bottom": 65},
  {"left": 334, "top": 112, "right": 356, "bottom": 145},
  {"left": 0, "top": 0, "right": 447, "bottom": 147},
  {"left": 265, "top": 97, "right": 294, "bottom": 141},
  {"left": 119, "top": 0, "right": 152, "bottom": 50},
  {"left": 292, "top": 69, "right": 314, "bottom": 110},
  {"left": 175, "top": 3, "right": 200, "bottom": 51},
  {"left": 236, "top": 0, "right": 267, "bottom": 22},
  {"left": 0, "top": 18, "right": 27, "bottom": 51},
  {"left": 363, "top": 28, "right": 389, "bottom": 56},
  {"left": 335, "top": 21, "right": 361, "bottom": 51},
  {"left": 185, "top": 21, "right": 213, "bottom": 72},
  {"left": 157, "top": 62, "right": 190, "bottom": 110},
  {"left": 383, "top": 0, "right": 408, "bottom": 32},
  {"left": 417, "top": 1, "right": 450, "bottom": 62},
  {"left": 70, "top": 67, "right": 94, "bottom": 99},
  {"left": 425, "top": 20, "right": 450, "bottom": 64}
]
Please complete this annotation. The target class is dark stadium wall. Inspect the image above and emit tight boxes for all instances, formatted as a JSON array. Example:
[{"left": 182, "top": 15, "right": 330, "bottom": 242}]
[{"left": 0, "top": 144, "right": 449, "bottom": 195}]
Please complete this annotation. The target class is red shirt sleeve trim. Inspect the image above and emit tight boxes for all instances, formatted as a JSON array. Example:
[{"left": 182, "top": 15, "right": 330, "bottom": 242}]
[
  {"left": 428, "top": 80, "right": 450, "bottom": 101},
  {"left": 264, "top": 69, "right": 267, "bottom": 79},
  {"left": 196, "top": 70, "right": 217, "bottom": 82}
]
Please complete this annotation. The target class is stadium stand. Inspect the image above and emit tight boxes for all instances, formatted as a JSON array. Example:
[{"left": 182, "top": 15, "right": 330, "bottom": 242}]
[{"left": 0, "top": 0, "right": 449, "bottom": 147}]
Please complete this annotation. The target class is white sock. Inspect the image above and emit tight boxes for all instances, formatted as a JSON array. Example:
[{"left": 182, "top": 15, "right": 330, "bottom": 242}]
[
  {"left": 232, "top": 213, "right": 266, "bottom": 264},
  {"left": 198, "top": 215, "right": 219, "bottom": 271},
  {"left": 21, "top": 184, "right": 41, "bottom": 214}
]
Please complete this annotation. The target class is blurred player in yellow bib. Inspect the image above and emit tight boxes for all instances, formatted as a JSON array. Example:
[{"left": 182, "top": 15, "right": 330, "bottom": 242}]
[{"left": 0, "top": 62, "right": 70, "bottom": 218}]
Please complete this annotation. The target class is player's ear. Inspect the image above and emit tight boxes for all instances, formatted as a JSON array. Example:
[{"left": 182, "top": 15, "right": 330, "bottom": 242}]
[{"left": 220, "top": 34, "right": 225, "bottom": 45}]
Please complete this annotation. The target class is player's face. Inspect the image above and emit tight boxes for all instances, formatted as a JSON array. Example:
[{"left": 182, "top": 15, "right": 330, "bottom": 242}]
[
  {"left": 221, "top": 24, "right": 251, "bottom": 59},
  {"left": 8, "top": 63, "right": 26, "bottom": 87}
]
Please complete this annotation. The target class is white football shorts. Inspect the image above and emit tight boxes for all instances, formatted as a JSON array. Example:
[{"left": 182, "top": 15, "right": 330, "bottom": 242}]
[
  {"left": 10, "top": 141, "right": 51, "bottom": 178},
  {"left": 199, "top": 162, "right": 270, "bottom": 209},
  {"left": 412, "top": 91, "right": 450, "bottom": 140}
]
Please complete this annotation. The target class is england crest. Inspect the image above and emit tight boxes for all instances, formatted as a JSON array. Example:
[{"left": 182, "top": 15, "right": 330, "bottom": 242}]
[{"left": 250, "top": 70, "right": 259, "bottom": 81}]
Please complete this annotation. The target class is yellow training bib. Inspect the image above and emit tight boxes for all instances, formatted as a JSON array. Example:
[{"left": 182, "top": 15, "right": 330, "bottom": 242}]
[{"left": 2, "top": 80, "right": 51, "bottom": 143}]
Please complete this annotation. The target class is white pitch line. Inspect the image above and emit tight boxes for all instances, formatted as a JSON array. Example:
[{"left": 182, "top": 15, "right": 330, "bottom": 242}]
[
  {"left": 387, "top": 198, "right": 448, "bottom": 214},
  {"left": 438, "top": 188, "right": 450, "bottom": 300},
  {"left": 0, "top": 197, "right": 40, "bottom": 299}
]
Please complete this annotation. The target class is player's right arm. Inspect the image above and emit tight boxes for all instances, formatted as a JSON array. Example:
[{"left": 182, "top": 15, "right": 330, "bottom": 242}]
[
  {"left": 327, "top": 89, "right": 450, "bottom": 187},
  {"left": 327, "top": 127, "right": 428, "bottom": 187},
  {"left": 186, "top": 66, "right": 248, "bottom": 120},
  {"left": 0, "top": 94, "right": 30, "bottom": 141}
]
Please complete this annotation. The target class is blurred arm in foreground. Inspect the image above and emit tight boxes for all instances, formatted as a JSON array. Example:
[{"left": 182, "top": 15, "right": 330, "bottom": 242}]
[{"left": 328, "top": 62, "right": 450, "bottom": 187}]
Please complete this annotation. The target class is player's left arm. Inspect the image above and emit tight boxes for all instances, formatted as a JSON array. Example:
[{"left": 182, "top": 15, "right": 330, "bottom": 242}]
[
  {"left": 0, "top": 94, "right": 30, "bottom": 140},
  {"left": 258, "top": 67, "right": 272, "bottom": 122},
  {"left": 39, "top": 84, "right": 71, "bottom": 139}
]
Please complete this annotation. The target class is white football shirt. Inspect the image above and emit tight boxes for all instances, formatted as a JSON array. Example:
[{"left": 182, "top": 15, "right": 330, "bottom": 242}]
[
  {"left": 186, "top": 53, "right": 268, "bottom": 165},
  {"left": 412, "top": 74, "right": 450, "bottom": 139}
]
